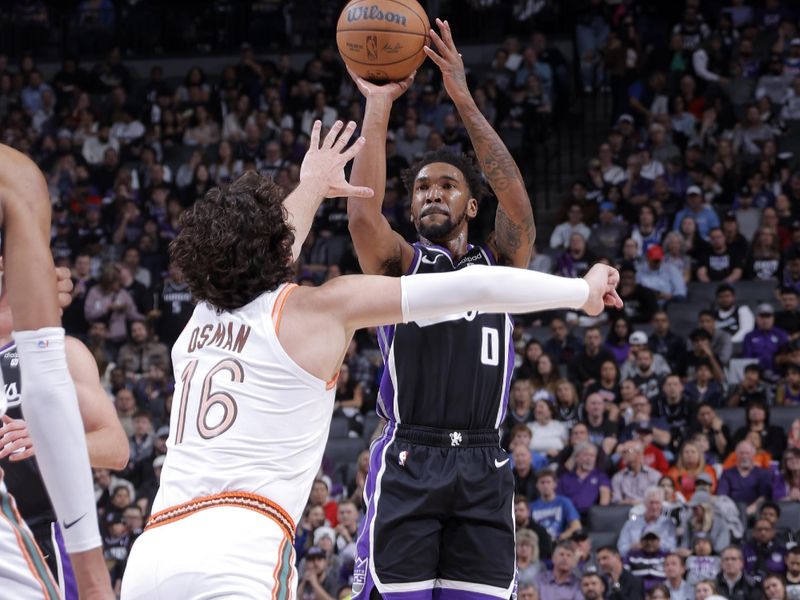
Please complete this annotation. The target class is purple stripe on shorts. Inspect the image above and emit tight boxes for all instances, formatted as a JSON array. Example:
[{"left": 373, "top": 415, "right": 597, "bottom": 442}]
[
  {"left": 376, "top": 326, "right": 396, "bottom": 422},
  {"left": 54, "top": 523, "right": 78, "bottom": 600},
  {"left": 353, "top": 421, "right": 396, "bottom": 599}
]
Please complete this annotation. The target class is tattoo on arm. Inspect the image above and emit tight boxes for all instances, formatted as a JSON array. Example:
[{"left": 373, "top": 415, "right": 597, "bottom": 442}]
[{"left": 460, "top": 103, "right": 522, "bottom": 194}]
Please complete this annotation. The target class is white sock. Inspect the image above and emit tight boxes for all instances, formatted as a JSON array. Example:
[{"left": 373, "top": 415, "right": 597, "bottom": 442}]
[{"left": 13, "top": 327, "right": 101, "bottom": 553}]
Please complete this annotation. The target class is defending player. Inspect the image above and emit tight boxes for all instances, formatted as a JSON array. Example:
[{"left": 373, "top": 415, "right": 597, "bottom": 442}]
[
  {"left": 121, "top": 120, "right": 621, "bottom": 599},
  {"left": 0, "top": 143, "right": 113, "bottom": 599},
  {"left": 0, "top": 273, "right": 129, "bottom": 599},
  {"left": 345, "top": 19, "right": 538, "bottom": 600}
]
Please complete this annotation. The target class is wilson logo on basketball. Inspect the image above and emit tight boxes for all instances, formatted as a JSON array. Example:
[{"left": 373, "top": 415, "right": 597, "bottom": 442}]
[{"left": 347, "top": 5, "right": 408, "bottom": 26}]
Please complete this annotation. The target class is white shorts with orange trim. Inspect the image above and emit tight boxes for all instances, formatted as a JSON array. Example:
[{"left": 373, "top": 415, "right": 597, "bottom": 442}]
[
  {"left": 121, "top": 504, "right": 296, "bottom": 600},
  {"left": 0, "top": 484, "right": 61, "bottom": 600}
]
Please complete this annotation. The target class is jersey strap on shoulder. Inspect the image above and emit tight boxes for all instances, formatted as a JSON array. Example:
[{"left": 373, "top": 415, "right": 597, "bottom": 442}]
[{"left": 271, "top": 283, "right": 299, "bottom": 336}]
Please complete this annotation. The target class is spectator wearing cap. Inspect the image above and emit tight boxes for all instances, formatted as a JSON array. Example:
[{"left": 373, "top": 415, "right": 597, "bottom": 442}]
[
  {"left": 313, "top": 526, "right": 340, "bottom": 572},
  {"left": 742, "top": 303, "right": 789, "bottom": 380},
  {"left": 625, "top": 530, "right": 668, "bottom": 591},
  {"left": 571, "top": 528, "right": 597, "bottom": 574},
  {"left": 550, "top": 202, "right": 592, "bottom": 249},
  {"left": 636, "top": 244, "right": 687, "bottom": 304},
  {"left": 621, "top": 331, "right": 671, "bottom": 380},
  {"left": 298, "top": 545, "right": 339, "bottom": 600},
  {"left": 672, "top": 186, "right": 720, "bottom": 241},
  {"left": 712, "top": 283, "right": 755, "bottom": 344},
  {"left": 716, "top": 546, "right": 763, "bottom": 600},
  {"left": 588, "top": 201, "right": 629, "bottom": 260},
  {"left": 679, "top": 491, "right": 731, "bottom": 557},
  {"left": 618, "top": 486, "right": 677, "bottom": 557},
  {"left": 556, "top": 441, "right": 610, "bottom": 517},
  {"left": 717, "top": 440, "right": 774, "bottom": 515},
  {"left": 696, "top": 227, "right": 744, "bottom": 283},
  {"left": 611, "top": 441, "right": 662, "bottom": 505},
  {"left": 649, "top": 313, "right": 687, "bottom": 377}
]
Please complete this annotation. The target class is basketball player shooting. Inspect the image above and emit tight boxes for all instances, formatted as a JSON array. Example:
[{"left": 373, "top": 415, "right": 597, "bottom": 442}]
[
  {"left": 121, "top": 119, "right": 621, "bottom": 599},
  {"left": 0, "top": 143, "right": 114, "bottom": 599},
  {"left": 344, "top": 18, "right": 545, "bottom": 600}
]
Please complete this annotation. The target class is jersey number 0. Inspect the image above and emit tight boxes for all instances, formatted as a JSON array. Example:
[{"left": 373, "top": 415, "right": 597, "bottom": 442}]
[{"left": 174, "top": 358, "right": 244, "bottom": 444}]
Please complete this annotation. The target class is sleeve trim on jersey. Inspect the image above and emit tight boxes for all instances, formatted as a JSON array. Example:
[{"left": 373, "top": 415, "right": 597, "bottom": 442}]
[{"left": 271, "top": 283, "right": 298, "bottom": 336}]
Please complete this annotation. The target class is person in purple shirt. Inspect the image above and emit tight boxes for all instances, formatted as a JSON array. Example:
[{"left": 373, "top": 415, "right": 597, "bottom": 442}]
[
  {"left": 533, "top": 541, "right": 584, "bottom": 600},
  {"left": 716, "top": 440, "right": 773, "bottom": 516},
  {"left": 742, "top": 303, "right": 789, "bottom": 381},
  {"left": 741, "top": 518, "right": 786, "bottom": 581},
  {"left": 556, "top": 442, "right": 611, "bottom": 517}
]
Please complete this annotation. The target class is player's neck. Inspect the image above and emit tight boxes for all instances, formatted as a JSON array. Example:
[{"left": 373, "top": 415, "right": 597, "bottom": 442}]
[{"left": 420, "top": 234, "right": 470, "bottom": 262}]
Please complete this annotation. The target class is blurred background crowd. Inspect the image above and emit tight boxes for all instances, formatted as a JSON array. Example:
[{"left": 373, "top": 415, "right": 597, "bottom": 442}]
[{"left": 3, "top": 1, "right": 800, "bottom": 599}]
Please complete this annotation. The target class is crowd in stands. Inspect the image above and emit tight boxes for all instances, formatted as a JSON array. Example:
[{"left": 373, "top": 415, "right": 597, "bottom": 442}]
[{"left": 3, "top": 0, "right": 800, "bottom": 599}]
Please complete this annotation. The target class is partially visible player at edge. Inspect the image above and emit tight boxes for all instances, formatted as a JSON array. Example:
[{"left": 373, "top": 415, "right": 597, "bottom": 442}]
[
  {"left": 121, "top": 119, "right": 621, "bottom": 599},
  {"left": 0, "top": 264, "right": 129, "bottom": 599},
  {"left": 346, "top": 18, "right": 537, "bottom": 600},
  {"left": 0, "top": 143, "right": 114, "bottom": 599}
]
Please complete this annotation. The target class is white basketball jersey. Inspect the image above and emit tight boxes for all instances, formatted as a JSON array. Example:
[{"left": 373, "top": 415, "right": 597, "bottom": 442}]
[{"left": 152, "top": 283, "right": 336, "bottom": 527}]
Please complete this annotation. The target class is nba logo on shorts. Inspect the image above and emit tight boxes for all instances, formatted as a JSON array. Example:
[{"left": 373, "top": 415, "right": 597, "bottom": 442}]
[
  {"left": 366, "top": 36, "right": 378, "bottom": 60},
  {"left": 352, "top": 557, "right": 367, "bottom": 594},
  {"left": 37, "top": 340, "right": 49, "bottom": 349}
]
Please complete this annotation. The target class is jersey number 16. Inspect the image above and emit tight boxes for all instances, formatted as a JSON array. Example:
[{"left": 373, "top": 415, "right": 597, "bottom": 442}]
[{"left": 174, "top": 358, "right": 243, "bottom": 444}]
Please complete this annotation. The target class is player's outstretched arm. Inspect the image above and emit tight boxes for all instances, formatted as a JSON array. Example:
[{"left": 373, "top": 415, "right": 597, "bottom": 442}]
[
  {"left": 346, "top": 69, "right": 417, "bottom": 276},
  {"left": 0, "top": 143, "right": 113, "bottom": 599},
  {"left": 0, "top": 337, "right": 129, "bottom": 469},
  {"left": 424, "top": 19, "right": 535, "bottom": 267},
  {"left": 285, "top": 120, "right": 373, "bottom": 261},
  {"left": 282, "top": 264, "right": 621, "bottom": 383}
]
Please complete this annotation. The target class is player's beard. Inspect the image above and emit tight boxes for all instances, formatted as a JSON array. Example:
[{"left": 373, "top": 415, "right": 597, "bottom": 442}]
[{"left": 416, "top": 206, "right": 469, "bottom": 243}]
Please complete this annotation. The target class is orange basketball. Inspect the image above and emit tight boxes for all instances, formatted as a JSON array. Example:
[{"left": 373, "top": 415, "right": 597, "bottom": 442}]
[{"left": 336, "top": 0, "right": 430, "bottom": 83}]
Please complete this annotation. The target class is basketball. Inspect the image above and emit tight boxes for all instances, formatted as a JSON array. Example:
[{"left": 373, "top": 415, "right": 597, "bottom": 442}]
[{"left": 336, "top": 0, "right": 430, "bottom": 83}]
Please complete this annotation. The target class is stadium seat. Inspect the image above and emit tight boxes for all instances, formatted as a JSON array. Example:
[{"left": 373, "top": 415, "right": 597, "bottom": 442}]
[
  {"left": 324, "top": 438, "right": 366, "bottom": 474},
  {"left": 716, "top": 408, "right": 748, "bottom": 435},
  {"left": 587, "top": 504, "right": 630, "bottom": 548},
  {"left": 667, "top": 301, "right": 707, "bottom": 337},
  {"left": 328, "top": 416, "right": 350, "bottom": 439},
  {"left": 772, "top": 406, "right": 800, "bottom": 433},
  {"left": 777, "top": 501, "right": 800, "bottom": 532},
  {"left": 687, "top": 281, "right": 779, "bottom": 306}
]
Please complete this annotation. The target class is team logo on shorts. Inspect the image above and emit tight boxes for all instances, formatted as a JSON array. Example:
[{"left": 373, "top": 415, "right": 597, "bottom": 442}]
[
  {"left": 449, "top": 431, "right": 462, "bottom": 447},
  {"left": 398, "top": 450, "right": 409, "bottom": 466},
  {"left": 352, "top": 557, "right": 368, "bottom": 594}
]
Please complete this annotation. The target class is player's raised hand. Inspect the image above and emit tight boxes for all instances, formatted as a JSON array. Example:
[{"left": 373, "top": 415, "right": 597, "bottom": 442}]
[
  {"left": 581, "top": 263, "right": 623, "bottom": 317},
  {"left": 424, "top": 18, "right": 469, "bottom": 101},
  {"left": 346, "top": 66, "right": 415, "bottom": 103},
  {"left": 300, "top": 120, "right": 374, "bottom": 199}
]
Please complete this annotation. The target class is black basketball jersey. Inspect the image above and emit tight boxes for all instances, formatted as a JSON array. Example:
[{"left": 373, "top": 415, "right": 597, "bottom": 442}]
[
  {"left": 0, "top": 341, "right": 55, "bottom": 525},
  {"left": 376, "top": 243, "right": 514, "bottom": 430}
]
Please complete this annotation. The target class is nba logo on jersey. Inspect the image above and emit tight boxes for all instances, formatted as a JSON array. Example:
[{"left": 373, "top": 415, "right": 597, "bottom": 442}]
[{"left": 352, "top": 557, "right": 367, "bottom": 594}]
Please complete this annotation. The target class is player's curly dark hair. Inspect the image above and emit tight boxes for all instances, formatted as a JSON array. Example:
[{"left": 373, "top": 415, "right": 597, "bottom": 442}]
[
  {"left": 170, "top": 171, "right": 295, "bottom": 312},
  {"left": 401, "top": 149, "right": 486, "bottom": 201}
]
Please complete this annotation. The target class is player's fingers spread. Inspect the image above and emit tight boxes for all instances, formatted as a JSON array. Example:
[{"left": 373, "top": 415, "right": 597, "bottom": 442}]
[
  {"left": 423, "top": 46, "right": 445, "bottom": 66},
  {"left": 336, "top": 121, "right": 358, "bottom": 151},
  {"left": 310, "top": 120, "right": 322, "bottom": 149},
  {"left": 428, "top": 28, "right": 446, "bottom": 52},
  {"left": 323, "top": 120, "right": 344, "bottom": 149},
  {"left": 343, "top": 136, "right": 366, "bottom": 160}
]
